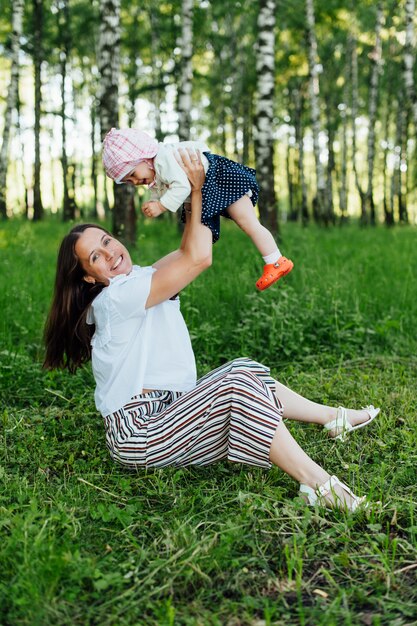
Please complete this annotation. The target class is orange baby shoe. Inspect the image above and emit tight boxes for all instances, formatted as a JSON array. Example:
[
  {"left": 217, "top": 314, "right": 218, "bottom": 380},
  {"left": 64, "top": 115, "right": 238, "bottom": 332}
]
[{"left": 256, "top": 256, "right": 294, "bottom": 291}]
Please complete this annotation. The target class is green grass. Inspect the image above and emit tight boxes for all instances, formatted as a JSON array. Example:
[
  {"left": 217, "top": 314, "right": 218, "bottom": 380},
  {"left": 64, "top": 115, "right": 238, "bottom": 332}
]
[{"left": 0, "top": 217, "right": 416, "bottom": 625}]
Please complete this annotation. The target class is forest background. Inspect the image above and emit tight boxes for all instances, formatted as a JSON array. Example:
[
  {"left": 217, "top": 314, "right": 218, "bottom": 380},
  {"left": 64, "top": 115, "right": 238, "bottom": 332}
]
[
  {"left": 1, "top": 0, "right": 417, "bottom": 234},
  {"left": 0, "top": 1, "right": 416, "bottom": 625}
]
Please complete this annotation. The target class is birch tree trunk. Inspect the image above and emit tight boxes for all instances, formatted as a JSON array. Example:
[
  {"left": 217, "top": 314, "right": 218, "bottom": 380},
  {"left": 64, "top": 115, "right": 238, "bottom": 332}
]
[
  {"left": 350, "top": 33, "right": 366, "bottom": 220},
  {"left": 305, "top": 0, "right": 327, "bottom": 223},
  {"left": 33, "top": 0, "right": 44, "bottom": 221},
  {"left": 0, "top": 0, "right": 24, "bottom": 219},
  {"left": 254, "top": 0, "right": 278, "bottom": 235},
  {"left": 58, "top": 0, "right": 76, "bottom": 221},
  {"left": 399, "top": 96, "right": 409, "bottom": 224},
  {"left": 364, "top": 1, "right": 384, "bottom": 225},
  {"left": 338, "top": 102, "right": 348, "bottom": 222},
  {"left": 177, "top": 0, "right": 193, "bottom": 142},
  {"left": 384, "top": 36, "right": 398, "bottom": 226},
  {"left": 91, "top": 99, "right": 98, "bottom": 218},
  {"left": 242, "top": 94, "right": 252, "bottom": 166},
  {"left": 16, "top": 98, "right": 29, "bottom": 217},
  {"left": 325, "top": 99, "right": 335, "bottom": 224},
  {"left": 125, "top": 97, "right": 136, "bottom": 241},
  {"left": 286, "top": 135, "right": 295, "bottom": 220},
  {"left": 287, "top": 85, "right": 307, "bottom": 224},
  {"left": 124, "top": 6, "right": 141, "bottom": 242},
  {"left": 382, "top": 102, "right": 394, "bottom": 226},
  {"left": 149, "top": 6, "right": 164, "bottom": 142},
  {"left": 404, "top": 0, "right": 417, "bottom": 130},
  {"left": 98, "top": 0, "right": 132, "bottom": 241},
  {"left": 391, "top": 98, "right": 403, "bottom": 223},
  {"left": 295, "top": 87, "right": 308, "bottom": 225}
]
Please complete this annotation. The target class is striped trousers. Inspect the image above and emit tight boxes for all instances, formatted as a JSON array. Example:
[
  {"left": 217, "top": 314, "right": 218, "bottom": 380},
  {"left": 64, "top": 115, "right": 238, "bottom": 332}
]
[{"left": 103, "top": 358, "right": 283, "bottom": 469}]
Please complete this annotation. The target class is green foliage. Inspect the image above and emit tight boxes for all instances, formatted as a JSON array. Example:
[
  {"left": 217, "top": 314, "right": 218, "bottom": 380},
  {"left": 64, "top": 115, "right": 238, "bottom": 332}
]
[{"left": 0, "top": 219, "right": 416, "bottom": 625}]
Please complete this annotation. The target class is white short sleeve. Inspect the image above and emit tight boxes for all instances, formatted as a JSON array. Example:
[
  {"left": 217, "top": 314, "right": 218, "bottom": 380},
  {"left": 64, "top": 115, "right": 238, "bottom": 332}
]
[{"left": 108, "top": 266, "right": 156, "bottom": 320}]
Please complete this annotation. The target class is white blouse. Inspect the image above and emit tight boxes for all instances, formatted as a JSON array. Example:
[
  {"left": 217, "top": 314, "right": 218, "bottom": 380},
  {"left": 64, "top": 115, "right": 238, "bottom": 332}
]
[{"left": 86, "top": 265, "right": 197, "bottom": 416}]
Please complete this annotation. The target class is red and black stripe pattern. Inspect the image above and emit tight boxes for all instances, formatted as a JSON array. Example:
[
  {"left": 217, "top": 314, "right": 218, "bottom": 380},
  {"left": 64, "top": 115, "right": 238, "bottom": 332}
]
[{"left": 103, "top": 358, "right": 283, "bottom": 469}]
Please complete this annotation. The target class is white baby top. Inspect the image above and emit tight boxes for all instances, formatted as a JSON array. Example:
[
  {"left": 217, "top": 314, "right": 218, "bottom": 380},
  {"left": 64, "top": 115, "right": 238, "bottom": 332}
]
[
  {"left": 150, "top": 140, "right": 210, "bottom": 212},
  {"left": 86, "top": 265, "right": 197, "bottom": 416}
]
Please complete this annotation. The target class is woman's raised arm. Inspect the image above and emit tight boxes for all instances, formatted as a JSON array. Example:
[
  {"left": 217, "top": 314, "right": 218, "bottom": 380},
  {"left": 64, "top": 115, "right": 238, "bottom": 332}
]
[{"left": 145, "top": 149, "right": 212, "bottom": 308}]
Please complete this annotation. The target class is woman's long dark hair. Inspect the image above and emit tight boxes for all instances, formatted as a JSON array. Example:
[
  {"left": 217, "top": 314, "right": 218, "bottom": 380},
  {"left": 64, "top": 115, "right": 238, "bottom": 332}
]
[{"left": 43, "top": 223, "right": 110, "bottom": 373}]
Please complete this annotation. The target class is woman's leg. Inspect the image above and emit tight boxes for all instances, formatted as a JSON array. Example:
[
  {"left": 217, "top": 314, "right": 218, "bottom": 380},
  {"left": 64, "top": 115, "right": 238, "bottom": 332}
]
[
  {"left": 269, "top": 421, "right": 361, "bottom": 509},
  {"left": 273, "top": 380, "right": 373, "bottom": 429},
  {"left": 227, "top": 195, "right": 280, "bottom": 258}
]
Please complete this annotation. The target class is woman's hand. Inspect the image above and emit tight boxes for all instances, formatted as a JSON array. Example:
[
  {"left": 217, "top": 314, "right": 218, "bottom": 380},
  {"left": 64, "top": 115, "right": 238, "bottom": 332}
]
[{"left": 175, "top": 148, "right": 205, "bottom": 192}]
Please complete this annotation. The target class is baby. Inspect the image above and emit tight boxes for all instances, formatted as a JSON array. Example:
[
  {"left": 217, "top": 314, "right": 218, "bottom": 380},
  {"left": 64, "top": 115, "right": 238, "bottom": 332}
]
[{"left": 103, "top": 128, "right": 293, "bottom": 290}]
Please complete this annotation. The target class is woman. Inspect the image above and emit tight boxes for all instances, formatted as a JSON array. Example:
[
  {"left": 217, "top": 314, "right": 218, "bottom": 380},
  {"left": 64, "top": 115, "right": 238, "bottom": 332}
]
[{"left": 44, "top": 149, "right": 379, "bottom": 511}]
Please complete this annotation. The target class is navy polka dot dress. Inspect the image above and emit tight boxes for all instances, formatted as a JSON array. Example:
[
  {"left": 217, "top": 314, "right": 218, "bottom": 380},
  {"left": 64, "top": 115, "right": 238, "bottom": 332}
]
[{"left": 181, "top": 152, "right": 259, "bottom": 243}]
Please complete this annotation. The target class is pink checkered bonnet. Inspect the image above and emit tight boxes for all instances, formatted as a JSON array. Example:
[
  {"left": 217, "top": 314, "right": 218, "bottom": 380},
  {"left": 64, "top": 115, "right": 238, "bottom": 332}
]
[{"left": 102, "top": 128, "right": 159, "bottom": 183}]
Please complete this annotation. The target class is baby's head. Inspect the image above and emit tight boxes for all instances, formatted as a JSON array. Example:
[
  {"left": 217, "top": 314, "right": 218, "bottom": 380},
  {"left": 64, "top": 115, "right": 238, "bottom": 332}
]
[{"left": 102, "top": 128, "right": 158, "bottom": 185}]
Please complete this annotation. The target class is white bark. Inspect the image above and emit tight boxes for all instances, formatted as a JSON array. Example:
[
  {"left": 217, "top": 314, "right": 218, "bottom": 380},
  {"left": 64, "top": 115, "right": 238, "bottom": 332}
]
[
  {"left": 403, "top": 0, "right": 417, "bottom": 129},
  {"left": 150, "top": 8, "right": 163, "bottom": 141},
  {"left": 305, "top": 0, "right": 326, "bottom": 220},
  {"left": 98, "top": 0, "right": 132, "bottom": 240},
  {"left": 339, "top": 103, "right": 348, "bottom": 219},
  {"left": 0, "top": 0, "right": 24, "bottom": 218},
  {"left": 365, "top": 1, "right": 384, "bottom": 223},
  {"left": 177, "top": 0, "right": 193, "bottom": 141},
  {"left": 33, "top": 0, "right": 44, "bottom": 220},
  {"left": 98, "top": 0, "right": 121, "bottom": 139},
  {"left": 254, "top": 0, "right": 277, "bottom": 233}
]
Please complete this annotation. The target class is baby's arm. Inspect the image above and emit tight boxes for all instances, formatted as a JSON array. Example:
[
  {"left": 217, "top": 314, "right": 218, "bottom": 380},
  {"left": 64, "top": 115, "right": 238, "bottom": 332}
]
[{"left": 142, "top": 200, "right": 166, "bottom": 218}]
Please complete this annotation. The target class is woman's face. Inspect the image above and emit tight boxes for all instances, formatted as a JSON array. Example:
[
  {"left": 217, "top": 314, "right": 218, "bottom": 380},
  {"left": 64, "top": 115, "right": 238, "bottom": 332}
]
[
  {"left": 122, "top": 162, "right": 155, "bottom": 186},
  {"left": 75, "top": 228, "right": 133, "bottom": 285}
]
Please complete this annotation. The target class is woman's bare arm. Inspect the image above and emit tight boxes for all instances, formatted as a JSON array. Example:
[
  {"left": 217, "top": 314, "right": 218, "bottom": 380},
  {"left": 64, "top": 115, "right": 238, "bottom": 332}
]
[{"left": 145, "top": 150, "right": 212, "bottom": 308}]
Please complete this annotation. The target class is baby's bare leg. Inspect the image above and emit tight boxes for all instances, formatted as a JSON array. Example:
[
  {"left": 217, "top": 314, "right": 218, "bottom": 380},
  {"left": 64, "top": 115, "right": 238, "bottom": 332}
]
[{"left": 227, "top": 195, "right": 279, "bottom": 257}]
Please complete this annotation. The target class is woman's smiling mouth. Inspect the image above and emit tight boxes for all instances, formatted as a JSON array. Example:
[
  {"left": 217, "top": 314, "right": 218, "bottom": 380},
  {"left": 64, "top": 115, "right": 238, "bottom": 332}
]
[{"left": 112, "top": 255, "right": 123, "bottom": 270}]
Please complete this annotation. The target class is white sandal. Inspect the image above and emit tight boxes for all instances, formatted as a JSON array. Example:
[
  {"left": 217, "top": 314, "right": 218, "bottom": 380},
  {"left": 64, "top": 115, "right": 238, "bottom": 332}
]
[
  {"left": 324, "top": 405, "right": 380, "bottom": 441},
  {"left": 299, "top": 475, "right": 368, "bottom": 512}
]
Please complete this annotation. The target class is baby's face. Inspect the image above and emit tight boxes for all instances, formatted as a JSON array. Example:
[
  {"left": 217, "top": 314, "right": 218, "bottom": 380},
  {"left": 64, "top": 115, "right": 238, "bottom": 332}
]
[{"left": 122, "top": 162, "right": 155, "bottom": 186}]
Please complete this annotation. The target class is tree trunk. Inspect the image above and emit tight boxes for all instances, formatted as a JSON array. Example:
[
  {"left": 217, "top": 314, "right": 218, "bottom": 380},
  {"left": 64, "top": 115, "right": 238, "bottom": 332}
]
[
  {"left": 177, "top": 0, "right": 193, "bottom": 142},
  {"left": 33, "top": 0, "right": 44, "bottom": 221},
  {"left": 339, "top": 101, "right": 348, "bottom": 222},
  {"left": 16, "top": 98, "right": 29, "bottom": 218},
  {"left": 254, "top": 0, "right": 278, "bottom": 235},
  {"left": 124, "top": 7, "right": 142, "bottom": 244},
  {"left": 295, "top": 88, "right": 308, "bottom": 226},
  {"left": 382, "top": 94, "right": 394, "bottom": 226},
  {"left": 125, "top": 97, "right": 137, "bottom": 244},
  {"left": 305, "top": 0, "right": 326, "bottom": 223},
  {"left": 325, "top": 99, "right": 335, "bottom": 224},
  {"left": 91, "top": 100, "right": 98, "bottom": 218},
  {"left": 350, "top": 33, "right": 366, "bottom": 221},
  {"left": 286, "top": 134, "right": 295, "bottom": 220},
  {"left": 242, "top": 94, "right": 252, "bottom": 165},
  {"left": 365, "top": 1, "right": 384, "bottom": 225},
  {"left": 98, "top": 0, "right": 131, "bottom": 240},
  {"left": 404, "top": 0, "right": 417, "bottom": 130},
  {"left": 58, "top": 0, "right": 76, "bottom": 221},
  {"left": 391, "top": 95, "right": 408, "bottom": 223},
  {"left": 399, "top": 98, "right": 409, "bottom": 224},
  {"left": 0, "top": 0, "right": 24, "bottom": 219},
  {"left": 149, "top": 6, "right": 164, "bottom": 142}
]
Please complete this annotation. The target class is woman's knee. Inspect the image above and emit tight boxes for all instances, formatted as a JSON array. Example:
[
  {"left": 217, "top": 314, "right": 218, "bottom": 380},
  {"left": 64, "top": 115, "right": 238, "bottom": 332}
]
[{"left": 229, "top": 357, "right": 263, "bottom": 373}]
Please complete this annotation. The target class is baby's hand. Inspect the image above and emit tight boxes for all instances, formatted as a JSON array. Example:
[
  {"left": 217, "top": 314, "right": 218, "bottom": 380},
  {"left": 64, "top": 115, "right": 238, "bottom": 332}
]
[{"left": 142, "top": 201, "right": 167, "bottom": 218}]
